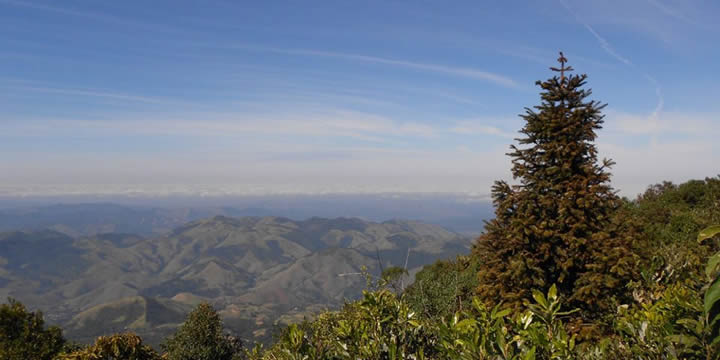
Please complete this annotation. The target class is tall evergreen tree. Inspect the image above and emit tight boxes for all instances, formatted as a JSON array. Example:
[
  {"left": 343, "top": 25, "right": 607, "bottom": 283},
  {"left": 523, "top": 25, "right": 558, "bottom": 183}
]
[{"left": 472, "top": 53, "right": 642, "bottom": 318}]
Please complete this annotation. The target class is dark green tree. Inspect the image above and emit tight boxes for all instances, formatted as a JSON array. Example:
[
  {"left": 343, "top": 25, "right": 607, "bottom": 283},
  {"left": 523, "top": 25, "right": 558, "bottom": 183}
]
[
  {"left": 472, "top": 53, "right": 643, "bottom": 319},
  {"left": 162, "top": 302, "right": 241, "bottom": 360},
  {"left": 0, "top": 298, "right": 66, "bottom": 360}
]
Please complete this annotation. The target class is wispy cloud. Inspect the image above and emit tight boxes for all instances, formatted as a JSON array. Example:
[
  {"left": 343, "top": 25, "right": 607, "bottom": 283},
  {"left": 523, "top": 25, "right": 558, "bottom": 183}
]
[
  {"left": 2, "top": 107, "right": 524, "bottom": 144},
  {"left": 0, "top": 144, "right": 511, "bottom": 195},
  {"left": 0, "top": 0, "right": 180, "bottom": 33},
  {"left": 559, "top": 0, "right": 664, "bottom": 134},
  {"left": 646, "top": 0, "right": 702, "bottom": 27},
  {"left": 2, "top": 85, "right": 174, "bottom": 105},
  {"left": 449, "top": 121, "right": 516, "bottom": 138},
  {"left": 643, "top": 75, "right": 664, "bottom": 131},
  {"left": 580, "top": 24, "right": 632, "bottom": 66},
  {"left": 233, "top": 46, "right": 519, "bottom": 89},
  {"left": 558, "top": 0, "right": 632, "bottom": 66},
  {"left": 1, "top": 109, "right": 439, "bottom": 142},
  {"left": 607, "top": 111, "right": 719, "bottom": 136}
]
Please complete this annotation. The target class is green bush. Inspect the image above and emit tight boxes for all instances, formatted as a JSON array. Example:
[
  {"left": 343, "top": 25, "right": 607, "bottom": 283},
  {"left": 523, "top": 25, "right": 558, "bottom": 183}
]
[
  {"left": 0, "top": 298, "right": 66, "bottom": 360},
  {"left": 254, "top": 289, "right": 437, "bottom": 359},
  {"left": 404, "top": 255, "right": 481, "bottom": 320},
  {"left": 248, "top": 285, "right": 592, "bottom": 359},
  {"left": 162, "top": 302, "right": 243, "bottom": 360},
  {"left": 59, "top": 332, "right": 161, "bottom": 360}
]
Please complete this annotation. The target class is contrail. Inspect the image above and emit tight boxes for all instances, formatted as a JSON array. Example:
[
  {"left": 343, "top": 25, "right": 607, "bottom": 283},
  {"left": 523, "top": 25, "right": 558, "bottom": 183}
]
[
  {"left": 558, "top": 0, "right": 664, "bottom": 125},
  {"left": 580, "top": 23, "right": 632, "bottom": 66},
  {"left": 229, "top": 44, "right": 520, "bottom": 89}
]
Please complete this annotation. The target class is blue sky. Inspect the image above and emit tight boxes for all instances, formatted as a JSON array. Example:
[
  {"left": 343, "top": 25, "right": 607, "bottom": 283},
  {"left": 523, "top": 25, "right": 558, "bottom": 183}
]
[{"left": 1, "top": 0, "right": 718, "bottom": 197}]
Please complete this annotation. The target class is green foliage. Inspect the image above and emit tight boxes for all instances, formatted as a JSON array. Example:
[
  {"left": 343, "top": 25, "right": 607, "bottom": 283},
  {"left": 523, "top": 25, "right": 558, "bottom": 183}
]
[
  {"left": 630, "top": 178, "right": 720, "bottom": 290},
  {"left": 612, "top": 283, "right": 708, "bottom": 358},
  {"left": 332, "top": 289, "right": 433, "bottom": 358},
  {"left": 436, "top": 284, "right": 581, "bottom": 360},
  {"left": 605, "top": 224, "right": 720, "bottom": 359},
  {"left": 405, "top": 255, "right": 481, "bottom": 319},
  {"left": 59, "top": 332, "right": 161, "bottom": 360},
  {"left": 0, "top": 298, "right": 66, "bottom": 360},
  {"left": 249, "top": 285, "right": 590, "bottom": 359},
  {"left": 699, "top": 226, "right": 720, "bottom": 243},
  {"left": 634, "top": 179, "right": 720, "bottom": 246},
  {"left": 255, "top": 289, "right": 436, "bottom": 359},
  {"left": 162, "top": 302, "right": 242, "bottom": 360},
  {"left": 699, "top": 225, "right": 720, "bottom": 358},
  {"left": 472, "top": 57, "right": 644, "bottom": 318}
]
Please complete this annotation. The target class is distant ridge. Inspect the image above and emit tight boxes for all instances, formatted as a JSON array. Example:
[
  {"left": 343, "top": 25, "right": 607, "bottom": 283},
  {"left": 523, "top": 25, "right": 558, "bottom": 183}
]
[{"left": 0, "top": 197, "right": 492, "bottom": 236}]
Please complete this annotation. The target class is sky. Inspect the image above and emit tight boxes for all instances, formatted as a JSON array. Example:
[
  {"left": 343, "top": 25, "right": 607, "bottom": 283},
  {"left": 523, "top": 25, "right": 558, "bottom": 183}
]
[{"left": 1, "top": 0, "right": 718, "bottom": 198}]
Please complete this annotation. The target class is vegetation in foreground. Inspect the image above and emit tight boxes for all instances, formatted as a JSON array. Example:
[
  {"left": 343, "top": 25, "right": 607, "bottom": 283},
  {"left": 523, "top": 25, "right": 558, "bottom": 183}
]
[{"left": 2, "top": 55, "right": 720, "bottom": 359}]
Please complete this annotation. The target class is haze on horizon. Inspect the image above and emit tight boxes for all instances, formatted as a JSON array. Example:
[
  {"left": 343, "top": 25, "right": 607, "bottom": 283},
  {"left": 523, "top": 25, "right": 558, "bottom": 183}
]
[{"left": 1, "top": 0, "right": 718, "bottom": 198}]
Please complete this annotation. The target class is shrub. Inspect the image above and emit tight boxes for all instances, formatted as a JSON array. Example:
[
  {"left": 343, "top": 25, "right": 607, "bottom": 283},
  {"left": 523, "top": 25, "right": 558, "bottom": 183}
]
[
  {"left": 0, "top": 298, "right": 66, "bottom": 360},
  {"left": 404, "top": 255, "right": 481, "bottom": 320},
  {"left": 162, "top": 302, "right": 242, "bottom": 360},
  {"left": 59, "top": 332, "right": 161, "bottom": 360}
]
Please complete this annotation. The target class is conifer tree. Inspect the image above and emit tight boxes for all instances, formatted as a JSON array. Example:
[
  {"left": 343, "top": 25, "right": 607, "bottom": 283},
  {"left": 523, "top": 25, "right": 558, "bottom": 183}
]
[{"left": 473, "top": 53, "right": 642, "bottom": 318}]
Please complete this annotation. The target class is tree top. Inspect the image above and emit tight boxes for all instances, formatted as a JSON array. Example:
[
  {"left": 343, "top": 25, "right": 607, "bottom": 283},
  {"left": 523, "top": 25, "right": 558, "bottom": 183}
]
[{"left": 549, "top": 51, "right": 574, "bottom": 84}]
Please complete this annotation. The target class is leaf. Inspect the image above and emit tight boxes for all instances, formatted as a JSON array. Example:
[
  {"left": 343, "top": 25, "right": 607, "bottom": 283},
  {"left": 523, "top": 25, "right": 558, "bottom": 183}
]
[
  {"left": 698, "top": 225, "right": 720, "bottom": 243},
  {"left": 556, "top": 308, "right": 580, "bottom": 317},
  {"left": 496, "top": 333, "right": 508, "bottom": 359},
  {"left": 494, "top": 308, "right": 512, "bottom": 319},
  {"left": 531, "top": 290, "right": 548, "bottom": 308},
  {"left": 667, "top": 334, "right": 701, "bottom": 348},
  {"left": 704, "top": 278, "right": 720, "bottom": 315},
  {"left": 472, "top": 297, "right": 485, "bottom": 313},
  {"left": 548, "top": 284, "right": 557, "bottom": 301},
  {"left": 707, "top": 254, "right": 720, "bottom": 279},
  {"left": 676, "top": 318, "right": 699, "bottom": 326},
  {"left": 524, "top": 346, "right": 536, "bottom": 360},
  {"left": 456, "top": 319, "right": 477, "bottom": 332}
]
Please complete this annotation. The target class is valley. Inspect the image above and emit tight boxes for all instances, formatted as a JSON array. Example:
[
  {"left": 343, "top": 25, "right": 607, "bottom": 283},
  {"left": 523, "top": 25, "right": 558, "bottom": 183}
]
[{"left": 0, "top": 214, "right": 472, "bottom": 345}]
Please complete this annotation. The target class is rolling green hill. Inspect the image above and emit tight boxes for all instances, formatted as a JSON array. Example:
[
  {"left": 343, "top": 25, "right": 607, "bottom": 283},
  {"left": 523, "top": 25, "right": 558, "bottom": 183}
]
[{"left": 0, "top": 216, "right": 471, "bottom": 345}]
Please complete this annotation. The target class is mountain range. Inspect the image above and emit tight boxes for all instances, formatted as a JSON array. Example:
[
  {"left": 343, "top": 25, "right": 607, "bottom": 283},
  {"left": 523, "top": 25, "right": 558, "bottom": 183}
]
[
  {"left": 0, "top": 215, "right": 473, "bottom": 345},
  {"left": 0, "top": 196, "right": 493, "bottom": 236}
]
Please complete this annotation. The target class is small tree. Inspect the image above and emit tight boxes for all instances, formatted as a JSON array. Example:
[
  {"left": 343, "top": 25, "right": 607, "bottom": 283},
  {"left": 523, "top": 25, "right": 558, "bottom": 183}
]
[
  {"left": 472, "top": 53, "right": 643, "bottom": 318},
  {"left": 162, "top": 302, "right": 241, "bottom": 360},
  {"left": 59, "top": 332, "right": 160, "bottom": 360},
  {"left": 0, "top": 298, "right": 66, "bottom": 360}
]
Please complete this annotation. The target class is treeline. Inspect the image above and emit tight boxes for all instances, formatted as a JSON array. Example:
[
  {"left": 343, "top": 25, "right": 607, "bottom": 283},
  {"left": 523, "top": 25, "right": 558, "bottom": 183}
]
[
  {"left": 3, "top": 56, "right": 720, "bottom": 359},
  {"left": 1, "top": 300, "right": 242, "bottom": 360}
]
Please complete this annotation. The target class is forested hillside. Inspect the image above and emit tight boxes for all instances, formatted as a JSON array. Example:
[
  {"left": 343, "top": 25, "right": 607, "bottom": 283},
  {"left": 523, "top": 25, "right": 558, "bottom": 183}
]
[
  {"left": 0, "top": 216, "right": 470, "bottom": 346},
  {"left": 2, "top": 57, "right": 719, "bottom": 359}
]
